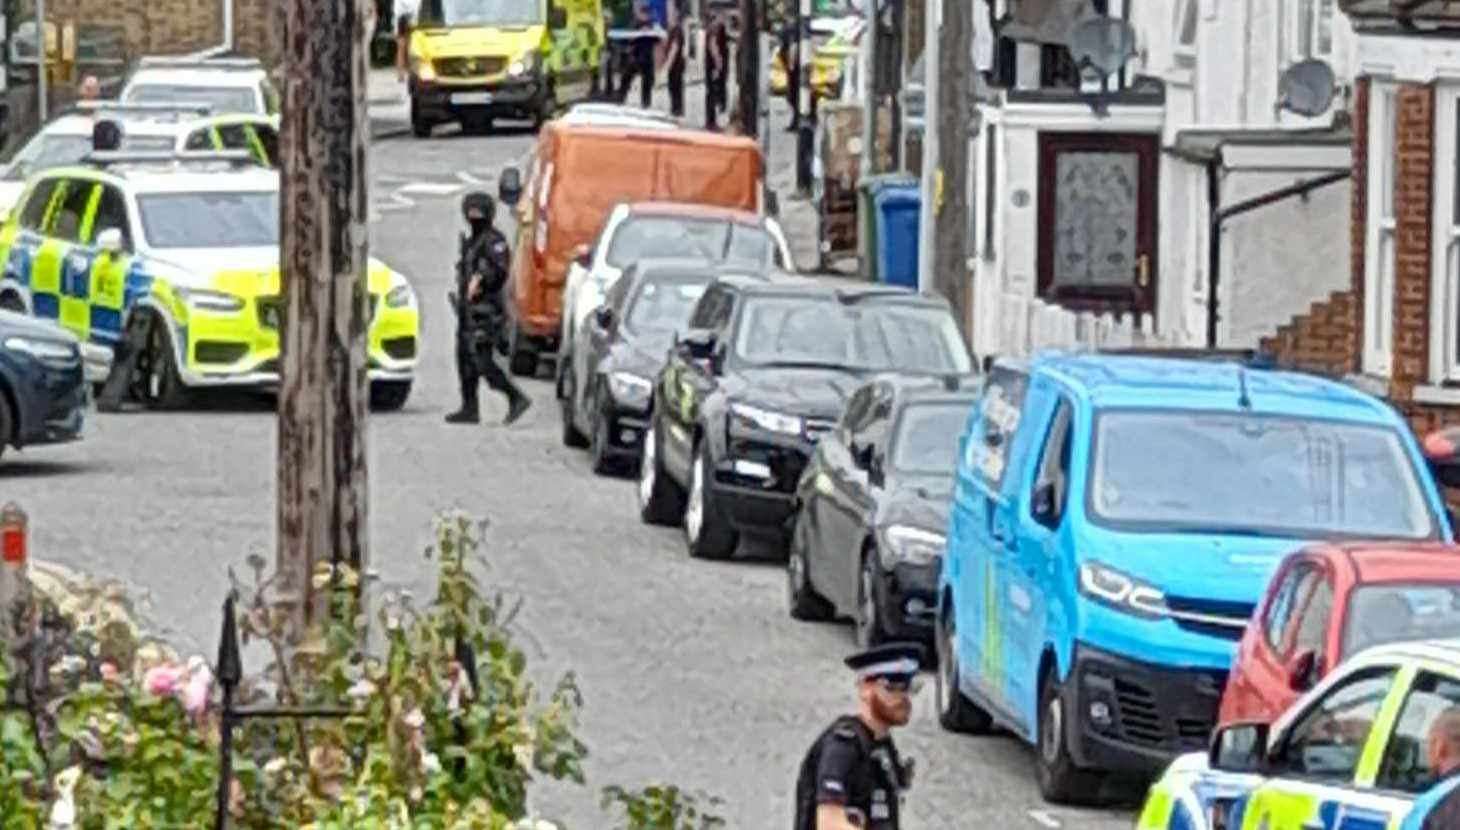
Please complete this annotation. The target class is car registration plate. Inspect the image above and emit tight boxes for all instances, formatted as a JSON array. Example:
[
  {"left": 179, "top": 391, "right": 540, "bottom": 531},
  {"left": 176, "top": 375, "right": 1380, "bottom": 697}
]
[{"left": 451, "top": 92, "right": 493, "bottom": 105}]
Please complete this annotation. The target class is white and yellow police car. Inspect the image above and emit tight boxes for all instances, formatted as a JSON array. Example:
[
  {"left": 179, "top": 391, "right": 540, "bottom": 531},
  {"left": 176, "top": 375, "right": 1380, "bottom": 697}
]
[
  {"left": 0, "top": 151, "right": 420, "bottom": 409},
  {"left": 120, "top": 56, "right": 279, "bottom": 117},
  {"left": 1136, "top": 638, "right": 1460, "bottom": 830},
  {"left": 175, "top": 113, "right": 279, "bottom": 166}
]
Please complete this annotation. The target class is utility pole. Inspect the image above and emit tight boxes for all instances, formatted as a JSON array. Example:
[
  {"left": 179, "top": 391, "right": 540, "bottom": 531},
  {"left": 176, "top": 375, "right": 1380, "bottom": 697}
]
[
  {"left": 277, "top": 0, "right": 371, "bottom": 632},
  {"left": 794, "top": 0, "right": 812, "bottom": 194},
  {"left": 34, "top": 0, "right": 45, "bottom": 122},
  {"left": 930, "top": 0, "right": 970, "bottom": 333}
]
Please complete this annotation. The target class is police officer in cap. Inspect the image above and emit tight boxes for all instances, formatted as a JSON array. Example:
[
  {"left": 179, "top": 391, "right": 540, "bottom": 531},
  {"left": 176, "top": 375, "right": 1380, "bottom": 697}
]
[
  {"left": 93, "top": 117, "right": 149, "bottom": 413},
  {"left": 447, "top": 191, "right": 531, "bottom": 425},
  {"left": 794, "top": 642, "right": 922, "bottom": 829}
]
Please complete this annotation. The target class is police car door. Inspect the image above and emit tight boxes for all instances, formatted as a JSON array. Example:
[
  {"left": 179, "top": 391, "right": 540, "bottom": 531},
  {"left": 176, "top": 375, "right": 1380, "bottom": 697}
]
[
  {"left": 0, "top": 176, "right": 63, "bottom": 311},
  {"left": 35, "top": 177, "right": 101, "bottom": 342},
  {"left": 84, "top": 183, "right": 135, "bottom": 346},
  {"left": 1240, "top": 663, "right": 1407, "bottom": 830}
]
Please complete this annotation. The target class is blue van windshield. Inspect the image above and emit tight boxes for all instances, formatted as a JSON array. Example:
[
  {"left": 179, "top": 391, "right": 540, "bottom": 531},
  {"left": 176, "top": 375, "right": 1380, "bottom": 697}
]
[{"left": 1087, "top": 411, "right": 1438, "bottom": 540}]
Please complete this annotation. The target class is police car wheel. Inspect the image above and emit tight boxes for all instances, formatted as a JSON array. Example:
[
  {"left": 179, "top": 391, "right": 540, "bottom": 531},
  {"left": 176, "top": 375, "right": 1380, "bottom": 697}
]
[
  {"left": 370, "top": 380, "right": 411, "bottom": 411},
  {"left": 639, "top": 419, "right": 686, "bottom": 525},
  {"left": 786, "top": 510, "right": 833, "bottom": 621},
  {"left": 935, "top": 609, "right": 993, "bottom": 734},
  {"left": 684, "top": 441, "right": 736, "bottom": 560},
  {"left": 138, "top": 315, "right": 188, "bottom": 410},
  {"left": 1036, "top": 668, "right": 1104, "bottom": 804}
]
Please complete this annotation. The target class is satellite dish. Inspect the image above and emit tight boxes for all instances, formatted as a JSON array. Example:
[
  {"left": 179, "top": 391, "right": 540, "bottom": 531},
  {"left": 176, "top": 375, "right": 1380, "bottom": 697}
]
[
  {"left": 1277, "top": 59, "right": 1336, "bottom": 117},
  {"left": 1067, "top": 16, "right": 1137, "bottom": 77}
]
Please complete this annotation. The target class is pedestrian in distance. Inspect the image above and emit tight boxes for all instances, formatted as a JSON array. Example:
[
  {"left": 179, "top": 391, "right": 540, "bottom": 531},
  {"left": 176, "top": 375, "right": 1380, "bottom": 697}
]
[
  {"left": 703, "top": 4, "right": 729, "bottom": 130},
  {"left": 394, "top": 0, "right": 420, "bottom": 82},
  {"left": 446, "top": 192, "right": 531, "bottom": 426},
  {"left": 793, "top": 642, "right": 921, "bottom": 829},
  {"left": 664, "top": 1, "right": 687, "bottom": 118},
  {"left": 779, "top": 17, "right": 801, "bottom": 132},
  {"left": 1400, "top": 706, "right": 1460, "bottom": 829},
  {"left": 619, "top": 0, "right": 658, "bottom": 109},
  {"left": 78, "top": 75, "right": 100, "bottom": 101}
]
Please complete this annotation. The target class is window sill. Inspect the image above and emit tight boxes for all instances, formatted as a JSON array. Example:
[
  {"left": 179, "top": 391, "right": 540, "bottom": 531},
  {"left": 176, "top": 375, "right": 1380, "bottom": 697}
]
[{"left": 1412, "top": 384, "right": 1460, "bottom": 406}]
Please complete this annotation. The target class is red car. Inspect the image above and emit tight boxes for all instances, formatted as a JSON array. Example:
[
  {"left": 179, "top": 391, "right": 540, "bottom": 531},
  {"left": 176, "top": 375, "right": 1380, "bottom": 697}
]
[{"left": 1218, "top": 542, "right": 1460, "bottom": 728}]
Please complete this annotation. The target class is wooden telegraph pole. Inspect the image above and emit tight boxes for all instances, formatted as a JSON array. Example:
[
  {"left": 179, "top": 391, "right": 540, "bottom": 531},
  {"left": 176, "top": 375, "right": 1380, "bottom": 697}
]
[
  {"left": 931, "top": 0, "right": 971, "bottom": 334},
  {"left": 277, "top": 0, "right": 371, "bottom": 631}
]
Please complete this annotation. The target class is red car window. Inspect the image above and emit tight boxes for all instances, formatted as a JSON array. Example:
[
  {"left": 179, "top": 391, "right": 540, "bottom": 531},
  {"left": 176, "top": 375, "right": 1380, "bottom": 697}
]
[
  {"left": 1264, "top": 563, "right": 1312, "bottom": 659},
  {"left": 1292, "top": 571, "right": 1335, "bottom": 665}
]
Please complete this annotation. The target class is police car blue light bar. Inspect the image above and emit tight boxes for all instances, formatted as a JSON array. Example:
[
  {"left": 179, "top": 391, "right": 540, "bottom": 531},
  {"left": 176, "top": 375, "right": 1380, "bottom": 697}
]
[
  {"left": 81, "top": 149, "right": 260, "bottom": 167},
  {"left": 136, "top": 56, "right": 262, "bottom": 70}
]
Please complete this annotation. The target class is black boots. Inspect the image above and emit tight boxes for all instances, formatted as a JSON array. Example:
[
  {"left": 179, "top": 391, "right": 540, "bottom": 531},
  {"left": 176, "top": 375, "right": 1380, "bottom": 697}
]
[
  {"left": 445, "top": 406, "right": 480, "bottom": 424},
  {"left": 504, "top": 392, "right": 531, "bottom": 425}
]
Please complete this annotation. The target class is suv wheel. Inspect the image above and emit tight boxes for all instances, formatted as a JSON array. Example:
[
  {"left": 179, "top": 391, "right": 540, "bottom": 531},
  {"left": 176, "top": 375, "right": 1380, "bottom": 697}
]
[
  {"left": 855, "top": 551, "right": 886, "bottom": 647},
  {"left": 638, "top": 420, "right": 685, "bottom": 525},
  {"left": 786, "top": 511, "right": 833, "bottom": 621},
  {"left": 684, "top": 441, "right": 736, "bottom": 559}
]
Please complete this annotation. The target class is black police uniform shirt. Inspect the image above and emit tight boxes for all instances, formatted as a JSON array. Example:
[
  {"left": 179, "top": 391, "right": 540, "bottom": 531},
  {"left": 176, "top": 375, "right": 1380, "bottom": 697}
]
[
  {"left": 460, "top": 228, "right": 510, "bottom": 300},
  {"left": 815, "top": 724, "right": 902, "bottom": 828},
  {"left": 1420, "top": 779, "right": 1460, "bottom": 830}
]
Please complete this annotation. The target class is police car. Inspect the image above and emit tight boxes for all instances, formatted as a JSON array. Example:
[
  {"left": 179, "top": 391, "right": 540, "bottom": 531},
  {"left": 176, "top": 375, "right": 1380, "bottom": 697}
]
[
  {"left": 1136, "top": 638, "right": 1460, "bottom": 830},
  {"left": 0, "top": 102, "right": 210, "bottom": 221},
  {"left": 175, "top": 113, "right": 279, "bottom": 166},
  {"left": 120, "top": 56, "right": 279, "bottom": 116},
  {"left": 0, "top": 151, "right": 420, "bottom": 409}
]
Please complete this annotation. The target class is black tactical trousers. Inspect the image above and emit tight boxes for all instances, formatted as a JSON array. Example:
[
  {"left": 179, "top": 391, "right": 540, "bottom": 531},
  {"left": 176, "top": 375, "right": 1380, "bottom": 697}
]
[
  {"left": 455, "top": 323, "right": 520, "bottom": 411},
  {"left": 96, "top": 313, "right": 150, "bottom": 410}
]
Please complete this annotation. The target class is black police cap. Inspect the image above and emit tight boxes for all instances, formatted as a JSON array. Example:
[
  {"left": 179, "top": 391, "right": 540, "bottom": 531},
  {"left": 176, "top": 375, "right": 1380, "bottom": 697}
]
[
  {"left": 844, "top": 642, "right": 926, "bottom": 682},
  {"left": 92, "top": 118, "right": 124, "bottom": 152}
]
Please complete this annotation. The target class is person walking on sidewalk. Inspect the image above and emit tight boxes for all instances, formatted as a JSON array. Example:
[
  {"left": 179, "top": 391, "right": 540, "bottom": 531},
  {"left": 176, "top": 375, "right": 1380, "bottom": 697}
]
[
  {"left": 703, "top": 5, "right": 729, "bottom": 130},
  {"left": 779, "top": 17, "right": 801, "bottom": 132},
  {"left": 664, "top": 2, "right": 686, "bottom": 117},
  {"left": 619, "top": 1, "right": 658, "bottom": 109}
]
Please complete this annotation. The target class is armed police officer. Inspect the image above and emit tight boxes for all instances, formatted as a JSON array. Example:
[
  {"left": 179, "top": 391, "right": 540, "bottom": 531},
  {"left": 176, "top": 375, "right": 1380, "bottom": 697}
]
[
  {"left": 794, "top": 643, "right": 922, "bottom": 829},
  {"left": 447, "top": 191, "right": 531, "bottom": 425}
]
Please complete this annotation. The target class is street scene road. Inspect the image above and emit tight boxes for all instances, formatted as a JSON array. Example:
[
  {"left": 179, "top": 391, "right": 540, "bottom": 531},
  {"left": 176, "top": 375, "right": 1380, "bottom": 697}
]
[{"left": 2, "top": 89, "right": 1134, "bottom": 829}]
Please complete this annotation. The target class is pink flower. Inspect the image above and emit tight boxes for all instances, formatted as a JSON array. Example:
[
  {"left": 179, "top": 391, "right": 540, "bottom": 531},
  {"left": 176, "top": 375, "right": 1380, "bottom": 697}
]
[
  {"left": 144, "top": 664, "right": 185, "bottom": 697},
  {"left": 181, "top": 660, "right": 213, "bottom": 718},
  {"left": 98, "top": 662, "right": 119, "bottom": 685}
]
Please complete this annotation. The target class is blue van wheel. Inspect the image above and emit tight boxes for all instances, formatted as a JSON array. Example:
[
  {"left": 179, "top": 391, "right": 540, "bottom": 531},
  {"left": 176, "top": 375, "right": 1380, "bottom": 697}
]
[
  {"left": 1036, "top": 668, "right": 1104, "bottom": 804},
  {"left": 935, "top": 610, "right": 992, "bottom": 734}
]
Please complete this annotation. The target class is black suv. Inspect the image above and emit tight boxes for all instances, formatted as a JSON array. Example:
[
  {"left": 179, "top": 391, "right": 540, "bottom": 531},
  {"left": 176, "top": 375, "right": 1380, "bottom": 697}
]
[
  {"left": 637, "top": 274, "right": 974, "bottom": 560},
  {"left": 0, "top": 310, "right": 87, "bottom": 461}
]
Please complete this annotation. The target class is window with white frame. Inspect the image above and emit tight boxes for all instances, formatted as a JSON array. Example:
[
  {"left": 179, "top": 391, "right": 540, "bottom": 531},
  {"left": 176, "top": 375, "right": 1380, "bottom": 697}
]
[
  {"left": 1364, "top": 84, "right": 1399, "bottom": 376},
  {"left": 1173, "top": 0, "right": 1197, "bottom": 64},
  {"left": 1289, "top": 0, "right": 1335, "bottom": 63},
  {"left": 1430, "top": 88, "right": 1460, "bottom": 383}
]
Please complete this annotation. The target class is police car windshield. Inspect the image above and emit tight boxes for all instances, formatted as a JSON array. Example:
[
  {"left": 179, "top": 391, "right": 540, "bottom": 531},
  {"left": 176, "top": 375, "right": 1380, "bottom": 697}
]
[
  {"left": 417, "top": 0, "right": 543, "bottom": 27},
  {"left": 892, "top": 402, "right": 970, "bottom": 475},
  {"left": 732, "top": 297, "right": 972, "bottom": 374},
  {"left": 3, "top": 134, "right": 173, "bottom": 180},
  {"left": 124, "top": 84, "right": 257, "bottom": 115},
  {"left": 137, "top": 191, "right": 278, "bottom": 249},
  {"left": 1088, "top": 411, "right": 1439, "bottom": 540},
  {"left": 606, "top": 217, "right": 770, "bottom": 268}
]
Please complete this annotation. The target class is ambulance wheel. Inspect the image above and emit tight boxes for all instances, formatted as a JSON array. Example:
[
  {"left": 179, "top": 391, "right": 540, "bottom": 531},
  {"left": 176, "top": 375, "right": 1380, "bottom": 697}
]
[
  {"left": 533, "top": 80, "right": 556, "bottom": 130},
  {"left": 409, "top": 97, "right": 432, "bottom": 138},
  {"left": 370, "top": 380, "right": 411, "bottom": 411},
  {"left": 935, "top": 607, "right": 993, "bottom": 734},
  {"left": 137, "top": 314, "right": 188, "bottom": 410},
  {"left": 1037, "top": 667, "right": 1104, "bottom": 804}
]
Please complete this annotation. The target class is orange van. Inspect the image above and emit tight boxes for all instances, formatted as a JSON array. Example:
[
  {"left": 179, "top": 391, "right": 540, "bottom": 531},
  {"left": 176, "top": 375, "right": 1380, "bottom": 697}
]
[{"left": 495, "top": 123, "right": 765, "bottom": 376}]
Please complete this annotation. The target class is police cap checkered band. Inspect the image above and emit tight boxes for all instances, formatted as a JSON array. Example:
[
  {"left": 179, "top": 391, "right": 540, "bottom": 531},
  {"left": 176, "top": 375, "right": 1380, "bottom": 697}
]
[
  {"left": 854, "top": 658, "right": 919, "bottom": 680},
  {"left": 844, "top": 642, "right": 925, "bottom": 678}
]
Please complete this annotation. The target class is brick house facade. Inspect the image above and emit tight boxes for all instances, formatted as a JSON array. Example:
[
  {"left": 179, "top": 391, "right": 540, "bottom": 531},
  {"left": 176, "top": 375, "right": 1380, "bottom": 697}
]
[
  {"left": 13, "top": 0, "right": 279, "bottom": 67},
  {"left": 1260, "top": 4, "right": 1460, "bottom": 448}
]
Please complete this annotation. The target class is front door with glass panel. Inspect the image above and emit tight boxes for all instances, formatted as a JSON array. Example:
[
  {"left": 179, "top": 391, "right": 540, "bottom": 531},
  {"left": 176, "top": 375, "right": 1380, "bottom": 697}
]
[{"left": 1036, "top": 132, "right": 1159, "bottom": 317}]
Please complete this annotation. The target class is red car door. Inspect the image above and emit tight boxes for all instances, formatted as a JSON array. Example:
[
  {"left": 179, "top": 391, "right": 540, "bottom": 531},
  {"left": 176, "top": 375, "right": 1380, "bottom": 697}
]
[{"left": 1220, "top": 556, "right": 1319, "bottom": 726}]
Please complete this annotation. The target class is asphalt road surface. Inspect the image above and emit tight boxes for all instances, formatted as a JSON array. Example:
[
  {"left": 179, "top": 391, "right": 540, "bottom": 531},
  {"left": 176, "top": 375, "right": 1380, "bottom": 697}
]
[{"left": 1, "top": 106, "right": 1139, "bottom": 828}]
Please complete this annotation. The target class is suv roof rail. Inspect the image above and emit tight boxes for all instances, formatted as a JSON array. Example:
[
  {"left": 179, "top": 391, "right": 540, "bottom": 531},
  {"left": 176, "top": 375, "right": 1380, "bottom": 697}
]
[
  {"left": 1095, "top": 346, "right": 1277, "bottom": 368},
  {"left": 136, "top": 55, "right": 262, "bottom": 70},
  {"left": 81, "top": 149, "right": 262, "bottom": 169}
]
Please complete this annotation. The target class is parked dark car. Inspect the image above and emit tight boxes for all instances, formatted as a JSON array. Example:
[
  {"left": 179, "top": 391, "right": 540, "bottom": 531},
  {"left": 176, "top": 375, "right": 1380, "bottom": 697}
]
[
  {"left": 560, "top": 258, "right": 770, "bottom": 474},
  {"left": 637, "top": 273, "right": 974, "bottom": 560},
  {"left": 0, "top": 310, "right": 87, "bottom": 460},
  {"left": 787, "top": 374, "right": 979, "bottom": 647}
]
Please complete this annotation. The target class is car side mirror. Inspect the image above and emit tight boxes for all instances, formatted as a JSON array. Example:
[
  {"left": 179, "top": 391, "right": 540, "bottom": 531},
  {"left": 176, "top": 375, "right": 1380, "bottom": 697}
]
[
  {"left": 1209, "top": 722, "right": 1270, "bottom": 774},
  {"left": 1285, "top": 648, "right": 1321, "bottom": 692},
  {"left": 593, "top": 305, "right": 613, "bottom": 330},
  {"left": 96, "top": 227, "right": 124, "bottom": 254},
  {"left": 1031, "top": 481, "right": 1057, "bottom": 524},
  {"left": 498, "top": 167, "right": 523, "bottom": 207},
  {"left": 574, "top": 243, "right": 593, "bottom": 268}
]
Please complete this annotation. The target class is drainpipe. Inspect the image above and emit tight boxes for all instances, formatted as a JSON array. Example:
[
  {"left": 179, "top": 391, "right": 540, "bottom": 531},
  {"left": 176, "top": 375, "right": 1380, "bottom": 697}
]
[{"left": 183, "top": 0, "right": 235, "bottom": 59}]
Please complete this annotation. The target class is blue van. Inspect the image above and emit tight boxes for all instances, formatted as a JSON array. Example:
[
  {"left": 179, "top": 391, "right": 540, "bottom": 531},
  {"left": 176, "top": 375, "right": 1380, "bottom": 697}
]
[{"left": 935, "top": 352, "right": 1456, "bottom": 804}]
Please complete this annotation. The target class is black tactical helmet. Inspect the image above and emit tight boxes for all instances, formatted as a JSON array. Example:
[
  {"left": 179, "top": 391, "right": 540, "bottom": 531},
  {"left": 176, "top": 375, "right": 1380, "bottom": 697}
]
[
  {"left": 92, "top": 118, "right": 124, "bottom": 152},
  {"left": 461, "top": 191, "right": 494, "bottom": 221}
]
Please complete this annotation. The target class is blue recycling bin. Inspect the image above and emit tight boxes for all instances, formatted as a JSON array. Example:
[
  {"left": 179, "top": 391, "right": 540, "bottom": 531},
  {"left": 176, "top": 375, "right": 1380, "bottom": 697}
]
[{"left": 872, "top": 181, "right": 921, "bottom": 289}]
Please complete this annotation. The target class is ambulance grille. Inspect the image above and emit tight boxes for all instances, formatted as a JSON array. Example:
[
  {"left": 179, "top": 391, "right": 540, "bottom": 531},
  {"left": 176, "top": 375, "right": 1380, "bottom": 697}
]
[{"left": 436, "top": 56, "right": 507, "bottom": 77}]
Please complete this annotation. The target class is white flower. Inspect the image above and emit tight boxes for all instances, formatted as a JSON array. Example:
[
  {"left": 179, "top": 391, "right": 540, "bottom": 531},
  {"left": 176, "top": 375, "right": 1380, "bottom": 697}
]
[
  {"left": 402, "top": 708, "right": 425, "bottom": 729},
  {"left": 421, "top": 751, "right": 442, "bottom": 775},
  {"left": 347, "top": 679, "right": 376, "bottom": 700},
  {"left": 263, "top": 757, "right": 287, "bottom": 776},
  {"left": 48, "top": 766, "right": 81, "bottom": 829}
]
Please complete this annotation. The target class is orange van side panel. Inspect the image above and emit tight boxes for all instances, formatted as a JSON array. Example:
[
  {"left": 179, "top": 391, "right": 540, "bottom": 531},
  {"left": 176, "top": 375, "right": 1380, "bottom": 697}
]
[{"left": 508, "top": 126, "right": 763, "bottom": 341}]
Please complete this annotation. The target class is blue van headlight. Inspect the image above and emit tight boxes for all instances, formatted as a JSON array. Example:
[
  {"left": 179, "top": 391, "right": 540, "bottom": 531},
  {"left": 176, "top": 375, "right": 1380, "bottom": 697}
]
[{"left": 1078, "top": 561, "right": 1167, "bottom": 619}]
